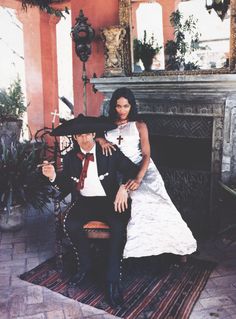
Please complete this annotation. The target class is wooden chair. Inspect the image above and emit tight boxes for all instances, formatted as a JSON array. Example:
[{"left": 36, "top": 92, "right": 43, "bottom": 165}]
[{"left": 53, "top": 189, "right": 111, "bottom": 273}]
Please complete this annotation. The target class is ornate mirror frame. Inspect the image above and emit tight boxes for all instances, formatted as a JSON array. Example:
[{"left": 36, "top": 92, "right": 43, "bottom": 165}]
[{"left": 118, "top": 0, "right": 236, "bottom": 76}]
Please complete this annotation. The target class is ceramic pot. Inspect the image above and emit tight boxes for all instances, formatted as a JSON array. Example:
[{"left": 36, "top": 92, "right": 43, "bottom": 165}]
[
  {"left": 141, "top": 56, "right": 153, "bottom": 71},
  {"left": 0, "top": 119, "right": 23, "bottom": 147},
  {"left": 0, "top": 205, "right": 25, "bottom": 231}
]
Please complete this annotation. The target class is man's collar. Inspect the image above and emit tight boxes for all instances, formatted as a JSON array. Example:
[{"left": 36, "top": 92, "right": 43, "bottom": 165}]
[{"left": 80, "top": 143, "right": 96, "bottom": 154}]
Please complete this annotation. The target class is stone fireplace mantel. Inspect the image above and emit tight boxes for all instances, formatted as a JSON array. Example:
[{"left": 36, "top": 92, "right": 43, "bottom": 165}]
[{"left": 91, "top": 74, "right": 236, "bottom": 183}]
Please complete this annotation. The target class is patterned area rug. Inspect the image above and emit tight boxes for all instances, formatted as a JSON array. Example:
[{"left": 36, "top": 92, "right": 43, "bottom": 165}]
[{"left": 19, "top": 255, "right": 215, "bottom": 319}]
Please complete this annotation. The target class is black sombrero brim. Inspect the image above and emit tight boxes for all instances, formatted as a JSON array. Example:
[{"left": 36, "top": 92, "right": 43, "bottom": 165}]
[{"left": 50, "top": 114, "right": 117, "bottom": 136}]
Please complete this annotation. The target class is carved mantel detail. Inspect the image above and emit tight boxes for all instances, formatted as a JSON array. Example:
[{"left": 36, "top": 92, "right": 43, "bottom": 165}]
[
  {"left": 101, "top": 26, "right": 126, "bottom": 76},
  {"left": 230, "top": 0, "right": 236, "bottom": 70}
]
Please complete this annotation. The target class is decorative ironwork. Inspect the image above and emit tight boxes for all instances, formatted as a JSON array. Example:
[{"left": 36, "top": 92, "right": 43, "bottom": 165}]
[
  {"left": 71, "top": 10, "right": 95, "bottom": 63},
  {"left": 34, "top": 126, "right": 72, "bottom": 169},
  {"left": 71, "top": 10, "right": 95, "bottom": 114}
]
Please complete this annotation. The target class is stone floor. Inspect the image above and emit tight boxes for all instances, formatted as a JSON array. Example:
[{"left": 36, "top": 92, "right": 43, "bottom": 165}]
[{"left": 0, "top": 207, "right": 236, "bottom": 319}]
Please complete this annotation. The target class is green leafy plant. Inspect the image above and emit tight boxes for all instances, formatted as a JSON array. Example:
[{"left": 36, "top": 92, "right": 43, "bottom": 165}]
[
  {"left": 0, "top": 77, "right": 27, "bottom": 121},
  {"left": 21, "top": 0, "right": 70, "bottom": 18},
  {"left": 165, "top": 10, "right": 201, "bottom": 71},
  {"left": 0, "top": 140, "right": 51, "bottom": 215},
  {"left": 133, "top": 30, "right": 162, "bottom": 71}
]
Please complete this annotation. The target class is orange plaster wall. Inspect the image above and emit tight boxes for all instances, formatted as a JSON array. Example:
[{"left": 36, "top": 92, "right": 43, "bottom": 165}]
[
  {"left": 158, "top": 0, "right": 181, "bottom": 42},
  {"left": 70, "top": 0, "right": 119, "bottom": 116},
  {"left": 40, "top": 15, "right": 60, "bottom": 131}
]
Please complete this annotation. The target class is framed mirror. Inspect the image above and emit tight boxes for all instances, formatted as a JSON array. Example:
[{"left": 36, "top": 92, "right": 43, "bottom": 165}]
[{"left": 119, "top": 0, "right": 236, "bottom": 75}]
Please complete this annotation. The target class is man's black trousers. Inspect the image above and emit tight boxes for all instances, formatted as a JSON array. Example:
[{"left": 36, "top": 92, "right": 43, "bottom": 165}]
[{"left": 64, "top": 195, "right": 131, "bottom": 282}]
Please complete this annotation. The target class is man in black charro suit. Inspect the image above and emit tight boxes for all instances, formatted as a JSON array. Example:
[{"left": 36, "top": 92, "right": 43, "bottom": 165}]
[{"left": 42, "top": 114, "right": 139, "bottom": 308}]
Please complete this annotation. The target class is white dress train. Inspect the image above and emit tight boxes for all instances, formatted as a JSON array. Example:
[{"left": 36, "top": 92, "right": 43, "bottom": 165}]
[{"left": 105, "top": 121, "right": 197, "bottom": 259}]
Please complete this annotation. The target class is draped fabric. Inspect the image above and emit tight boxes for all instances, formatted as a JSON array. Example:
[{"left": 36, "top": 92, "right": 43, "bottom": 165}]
[{"left": 106, "top": 122, "right": 197, "bottom": 258}]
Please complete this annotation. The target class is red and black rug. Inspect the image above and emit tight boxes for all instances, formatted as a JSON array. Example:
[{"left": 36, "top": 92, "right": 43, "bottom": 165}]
[{"left": 19, "top": 255, "right": 215, "bottom": 319}]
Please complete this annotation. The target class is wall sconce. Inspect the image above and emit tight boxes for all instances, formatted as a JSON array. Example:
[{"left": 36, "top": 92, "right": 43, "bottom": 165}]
[
  {"left": 71, "top": 10, "right": 95, "bottom": 115},
  {"left": 205, "top": 0, "right": 230, "bottom": 21}
]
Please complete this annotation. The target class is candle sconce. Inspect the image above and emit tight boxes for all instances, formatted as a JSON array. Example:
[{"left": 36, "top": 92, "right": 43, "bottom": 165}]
[{"left": 71, "top": 10, "right": 95, "bottom": 115}]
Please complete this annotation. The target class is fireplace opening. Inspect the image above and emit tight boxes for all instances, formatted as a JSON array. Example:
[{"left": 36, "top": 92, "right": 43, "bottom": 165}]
[
  {"left": 142, "top": 114, "right": 214, "bottom": 237},
  {"left": 149, "top": 134, "right": 212, "bottom": 237},
  {"left": 149, "top": 136, "right": 212, "bottom": 171}
]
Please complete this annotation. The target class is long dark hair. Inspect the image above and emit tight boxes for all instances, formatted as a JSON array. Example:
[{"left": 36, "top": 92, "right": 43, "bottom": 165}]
[{"left": 108, "top": 87, "right": 138, "bottom": 122}]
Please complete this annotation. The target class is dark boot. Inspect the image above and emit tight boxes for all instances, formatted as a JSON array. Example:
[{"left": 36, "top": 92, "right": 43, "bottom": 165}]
[{"left": 106, "top": 281, "right": 124, "bottom": 308}]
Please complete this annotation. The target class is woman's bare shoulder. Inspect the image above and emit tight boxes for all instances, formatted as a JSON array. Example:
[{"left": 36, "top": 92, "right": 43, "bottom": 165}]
[{"left": 135, "top": 121, "right": 148, "bottom": 132}]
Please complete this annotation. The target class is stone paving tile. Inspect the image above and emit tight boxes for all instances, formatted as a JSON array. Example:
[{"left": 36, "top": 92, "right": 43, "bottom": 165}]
[
  {"left": 15, "top": 314, "right": 46, "bottom": 319},
  {"left": 204, "top": 278, "right": 218, "bottom": 289},
  {"left": 225, "top": 305, "right": 236, "bottom": 316},
  {"left": 26, "top": 257, "right": 40, "bottom": 270},
  {"left": 11, "top": 266, "right": 26, "bottom": 276},
  {"left": 83, "top": 315, "right": 118, "bottom": 319},
  {"left": 9, "top": 291, "right": 27, "bottom": 318},
  {"left": 190, "top": 300, "right": 204, "bottom": 311},
  {"left": 211, "top": 274, "right": 236, "bottom": 289},
  {"left": 205, "top": 287, "right": 236, "bottom": 298},
  {"left": 0, "top": 274, "right": 10, "bottom": 286},
  {"left": 47, "top": 309, "right": 65, "bottom": 319},
  {"left": 13, "top": 242, "right": 26, "bottom": 254},
  {"left": 189, "top": 308, "right": 232, "bottom": 319},
  {"left": 199, "top": 295, "right": 235, "bottom": 309},
  {"left": 26, "top": 286, "right": 43, "bottom": 304}
]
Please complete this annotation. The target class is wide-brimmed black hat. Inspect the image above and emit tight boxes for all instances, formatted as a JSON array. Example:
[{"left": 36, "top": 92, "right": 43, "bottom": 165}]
[{"left": 50, "top": 114, "right": 117, "bottom": 136}]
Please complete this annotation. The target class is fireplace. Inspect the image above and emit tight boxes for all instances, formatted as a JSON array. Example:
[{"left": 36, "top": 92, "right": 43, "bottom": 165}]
[
  {"left": 91, "top": 74, "right": 236, "bottom": 237},
  {"left": 141, "top": 113, "right": 213, "bottom": 236}
]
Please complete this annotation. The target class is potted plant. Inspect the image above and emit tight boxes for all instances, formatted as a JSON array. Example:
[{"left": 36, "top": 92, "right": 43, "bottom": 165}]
[
  {"left": 0, "top": 140, "right": 51, "bottom": 231},
  {"left": 133, "top": 30, "right": 162, "bottom": 71},
  {"left": 0, "top": 77, "right": 27, "bottom": 146},
  {"left": 165, "top": 10, "right": 201, "bottom": 71}
]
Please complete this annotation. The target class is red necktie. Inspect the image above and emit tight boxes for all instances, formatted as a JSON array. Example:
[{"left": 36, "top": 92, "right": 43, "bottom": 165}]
[{"left": 76, "top": 152, "right": 94, "bottom": 190}]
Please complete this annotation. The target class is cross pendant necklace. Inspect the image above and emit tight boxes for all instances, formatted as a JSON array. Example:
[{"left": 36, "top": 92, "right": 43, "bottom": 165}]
[
  {"left": 117, "top": 135, "right": 123, "bottom": 145},
  {"left": 116, "top": 121, "right": 128, "bottom": 145}
]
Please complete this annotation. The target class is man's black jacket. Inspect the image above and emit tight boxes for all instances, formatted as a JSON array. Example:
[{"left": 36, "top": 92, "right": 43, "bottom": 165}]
[{"left": 53, "top": 143, "right": 139, "bottom": 201}]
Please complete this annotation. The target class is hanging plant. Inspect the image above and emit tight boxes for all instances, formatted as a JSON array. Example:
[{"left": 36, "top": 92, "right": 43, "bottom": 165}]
[{"left": 21, "top": 0, "right": 70, "bottom": 18}]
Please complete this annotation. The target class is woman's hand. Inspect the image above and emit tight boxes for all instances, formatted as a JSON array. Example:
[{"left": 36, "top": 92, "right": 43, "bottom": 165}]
[
  {"left": 125, "top": 178, "right": 142, "bottom": 191},
  {"left": 97, "top": 137, "right": 116, "bottom": 156}
]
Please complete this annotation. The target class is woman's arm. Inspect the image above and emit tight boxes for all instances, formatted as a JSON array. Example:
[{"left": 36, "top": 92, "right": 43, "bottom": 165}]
[{"left": 125, "top": 121, "right": 150, "bottom": 191}]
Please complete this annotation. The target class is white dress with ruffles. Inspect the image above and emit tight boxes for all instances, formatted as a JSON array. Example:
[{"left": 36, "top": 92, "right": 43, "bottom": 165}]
[{"left": 105, "top": 121, "right": 197, "bottom": 259}]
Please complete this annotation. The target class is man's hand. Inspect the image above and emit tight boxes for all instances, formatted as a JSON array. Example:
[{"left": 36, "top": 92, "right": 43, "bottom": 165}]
[
  {"left": 42, "top": 161, "right": 56, "bottom": 181},
  {"left": 114, "top": 185, "right": 129, "bottom": 213}
]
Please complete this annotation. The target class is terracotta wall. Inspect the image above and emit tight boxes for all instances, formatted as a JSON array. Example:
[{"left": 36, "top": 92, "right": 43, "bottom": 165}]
[{"left": 70, "top": 0, "right": 119, "bottom": 116}]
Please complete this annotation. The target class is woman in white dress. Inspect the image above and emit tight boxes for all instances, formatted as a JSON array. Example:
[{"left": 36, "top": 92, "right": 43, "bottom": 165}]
[{"left": 97, "top": 87, "right": 197, "bottom": 260}]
